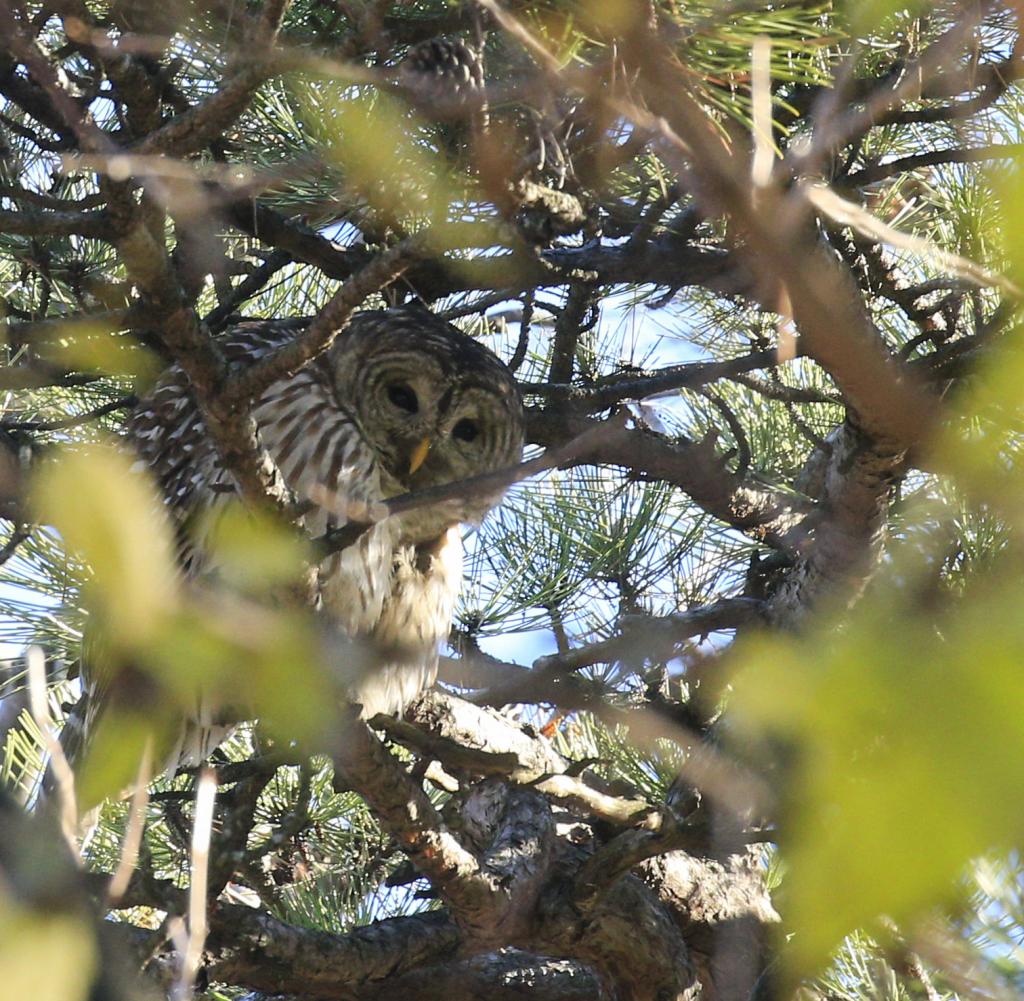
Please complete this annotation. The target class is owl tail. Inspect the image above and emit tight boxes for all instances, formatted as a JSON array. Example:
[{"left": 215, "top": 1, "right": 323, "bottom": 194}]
[{"left": 43, "top": 683, "right": 236, "bottom": 811}]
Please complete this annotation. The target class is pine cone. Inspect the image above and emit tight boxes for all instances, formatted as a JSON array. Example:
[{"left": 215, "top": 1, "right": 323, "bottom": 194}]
[{"left": 396, "top": 37, "right": 485, "bottom": 120}]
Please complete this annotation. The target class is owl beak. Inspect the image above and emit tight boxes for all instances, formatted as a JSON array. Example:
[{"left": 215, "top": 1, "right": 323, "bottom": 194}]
[{"left": 407, "top": 437, "right": 432, "bottom": 475}]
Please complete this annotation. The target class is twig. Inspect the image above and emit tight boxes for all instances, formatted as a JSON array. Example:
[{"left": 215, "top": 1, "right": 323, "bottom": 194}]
[
  {"left": 226, "top": 236, "right": 424, "bottom": 405},
  {"left": 0, "top": 3, "right": 110, "bottom": 151},
  {"left": 626, "top": 57, "right": 940, "bottom": 445},
  {"left": 0, "top": 524, "right": 29, "bottom": 567},
  {"left": 62, "top": 152, "right": 276, "bottom": 186},
  {"left": 885, "top": 53, "right": 1024, "bottom": 126},
  {"left": 520, "top": 349, "right": 779, "bottom": 410},
  {"left": 0, "top": 367, "right": 101, "bottom": 391},
  {"left": 470, "top": 598, "right": 767, "bottom": 707},
  {"left": 699, "top": 388, "right": 751, "bottom": 479},
  {"left": 106, "top": 739, "right": 153, "bottom": 907},
  {"left": 474, "top": 0, "right": 563, "bottom": 76},
  {"left": 728, "top": 373, "right": 839, "bottom": 406},
  {"left": 792, "top": 8, "right": 992, "bottom": 176},
  {"left": 172, "top": 766, "right": 217, "bottom": 1001},
  {"left": 626, "top": 185, "right": 685, "bottom": 251},
  {"left": 526, "top": 408, "right": 810, "bottom": 548},
  {"left": 750, "top": 36, "right": 774, "bottom": 189},
  {"left": 803, "top": 182, "right": 1021, "bottom": 298},
  {"left": 314, "top": 413, "right": 631, "bottom": 558},
  {"left": 204, "top": 250, "right": 294, "bottom": 332},
  {"left": 253, "top": 0, "right": 293, "bottom": 44},
  {"left": 1, "top": 397, "right": 135, "bottom": 432},
  {"left": 548, "top": 282, "right": 596, "bottom": 385},
  {"left": 437, "top": 290, "right": 519, "bottom": 321},
  {"left": 845, "top": 143, "right": 1024, "bottom": 186}
]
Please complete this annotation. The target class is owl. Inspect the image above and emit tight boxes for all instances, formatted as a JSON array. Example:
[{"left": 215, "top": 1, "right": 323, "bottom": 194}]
[{"left": 71, "top": 305, "right": 524, "bottom": 772}]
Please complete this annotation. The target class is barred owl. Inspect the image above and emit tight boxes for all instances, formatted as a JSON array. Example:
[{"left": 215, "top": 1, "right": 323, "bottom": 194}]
[{"left": 75, "top": 306, "right": 523, "bottom": 770}]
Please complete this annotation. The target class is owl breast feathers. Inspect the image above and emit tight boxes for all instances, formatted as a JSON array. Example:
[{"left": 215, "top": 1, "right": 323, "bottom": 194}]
[{"left": 128, "top": 305, "right": 524, "bottom": 722}]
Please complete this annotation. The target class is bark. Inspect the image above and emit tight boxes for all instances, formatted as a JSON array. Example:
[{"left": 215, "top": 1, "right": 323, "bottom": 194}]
[
  {"left": 766, "top": 419, "right": 908, "bottom": 626},
  {"left": 203, "top": 907, "right": 461, "bottom": 997},
  {"left": 640, "top": 848, "right": 778, "bottom": 1001}
]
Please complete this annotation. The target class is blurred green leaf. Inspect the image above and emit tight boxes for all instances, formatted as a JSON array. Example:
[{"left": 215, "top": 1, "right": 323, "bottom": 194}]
[
  {"left": 0, "top": 899, "right": 96, "bottom": 1001},
  {"left": 302, "top": 87, "right": 470, "bottom": 243},
  {"left": 731, "top": 328, "right": 1024, "bottom": 977},
  {"left": 846, "top": 1, "right": 929, "bottom": 36},
  {"left": 78, "top": 712, "right": 165, "bottom": 809},
  {"left": 30, "top": 443, "right": 179, "bottom": 653},
  {"left": 732, "top": 575, "right": 1024, "bottom": 975},
  {"left": 203, "top": 502, "right": 312, "bottom": 591},
  {"left": 37, "top": 320, "right": 158, "bottom": 383}
]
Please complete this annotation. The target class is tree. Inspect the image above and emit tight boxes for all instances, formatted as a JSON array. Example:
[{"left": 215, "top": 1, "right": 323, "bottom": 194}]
[{"left": 1, "top": 0, "right": 1023, "bottom": 999}]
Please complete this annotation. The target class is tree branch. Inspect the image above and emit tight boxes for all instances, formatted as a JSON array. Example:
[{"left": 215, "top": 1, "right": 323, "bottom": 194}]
[
  {"left": 846, "top": 143, "right": 1024, "bottom": 187},
  {"left": 526, "top": 409, "right": 811, "bottom": 548},
  {"left": 136, "top": 0, "right": 292, "bottom": 159},
  {"left": 0, "top": 206, "right": 111, "bottom": 237},
  {"left": 315, "top": 415, "right": 633, "bottom": 558},
  {"left": 223, "top": 196, "right": 363, "bottom": 279},
  {"left": 469, "top": 599, "right": 767, "bottom": 709},
  {"left": 0, "top": 397, "right": 135, "bottom": 432},
  {"left": 202, "top": 905, "right": 461, "bottom": 999},
  {"left": 330, "top": 711, "right": 493, "bottom": 913},
  {"left": 521, "top": 349, "right": 779, "bottom": 411}
]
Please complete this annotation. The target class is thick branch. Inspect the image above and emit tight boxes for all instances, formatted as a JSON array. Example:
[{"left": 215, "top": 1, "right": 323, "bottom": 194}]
[
  {"left": 109, "top": 197, "right": 294, "bottom": 512},
  {"left": 0, "top": 206, "right": 111, "bottom": 237},
  {"left": 636, "top": 62, "right": 939, "bottom": 448},
  {"left": 765, "top": 418, "right": 907, "bottom": 625},
  {"left": 203, "top": 905, "right": 461, "bottom": 999},
  {"left": 378, "top": 692, "right": 567, "bottom": 780},
  {"left": 137, "top": 66, "right": 273, "bottom": 156},
  {"left": 359, "top": 953, "right": 600, "bottom": 1001},
  {"left": 223, "top": 197, "right": 363, "bottom": 279},
  {"left": 330, "top": 711, "right": 501, "bottom": 922}
]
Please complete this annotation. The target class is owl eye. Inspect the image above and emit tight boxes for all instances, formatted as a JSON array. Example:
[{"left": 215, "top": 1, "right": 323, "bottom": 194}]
[
  {"left": 452, "top": 418, "right": 479, "bottom": 443},
  {"left": 387, "top": 384, "right": 419, "bottom": 414}
]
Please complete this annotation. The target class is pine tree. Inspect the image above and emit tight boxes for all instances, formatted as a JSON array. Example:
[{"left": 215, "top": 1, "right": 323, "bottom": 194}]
[{"left": 1, "top": 1, "right": 1024, "bottom": 999}]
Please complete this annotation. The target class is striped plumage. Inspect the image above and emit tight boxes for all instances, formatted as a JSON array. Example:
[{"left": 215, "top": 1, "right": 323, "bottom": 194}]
[{"left": 74, "top": 306, "right": 524, "bottom": 772}]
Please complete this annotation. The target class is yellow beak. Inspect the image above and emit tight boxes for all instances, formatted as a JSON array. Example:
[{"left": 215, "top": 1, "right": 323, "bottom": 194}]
[{"left": 408, "top": 437, "right": 432, "bottom": 475}]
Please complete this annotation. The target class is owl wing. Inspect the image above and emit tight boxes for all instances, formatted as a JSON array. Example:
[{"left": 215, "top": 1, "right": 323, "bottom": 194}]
[
  {"left": 102, "top": 320, "right": 391, "bottom": 753},
  {"left": 127, "top": 319, "right": 315, "bottom": 574}
]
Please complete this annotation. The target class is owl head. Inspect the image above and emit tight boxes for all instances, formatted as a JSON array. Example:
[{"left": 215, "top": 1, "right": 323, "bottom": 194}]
[{"left": 326, "top": 306, "right": 525, "bottom": 541}]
